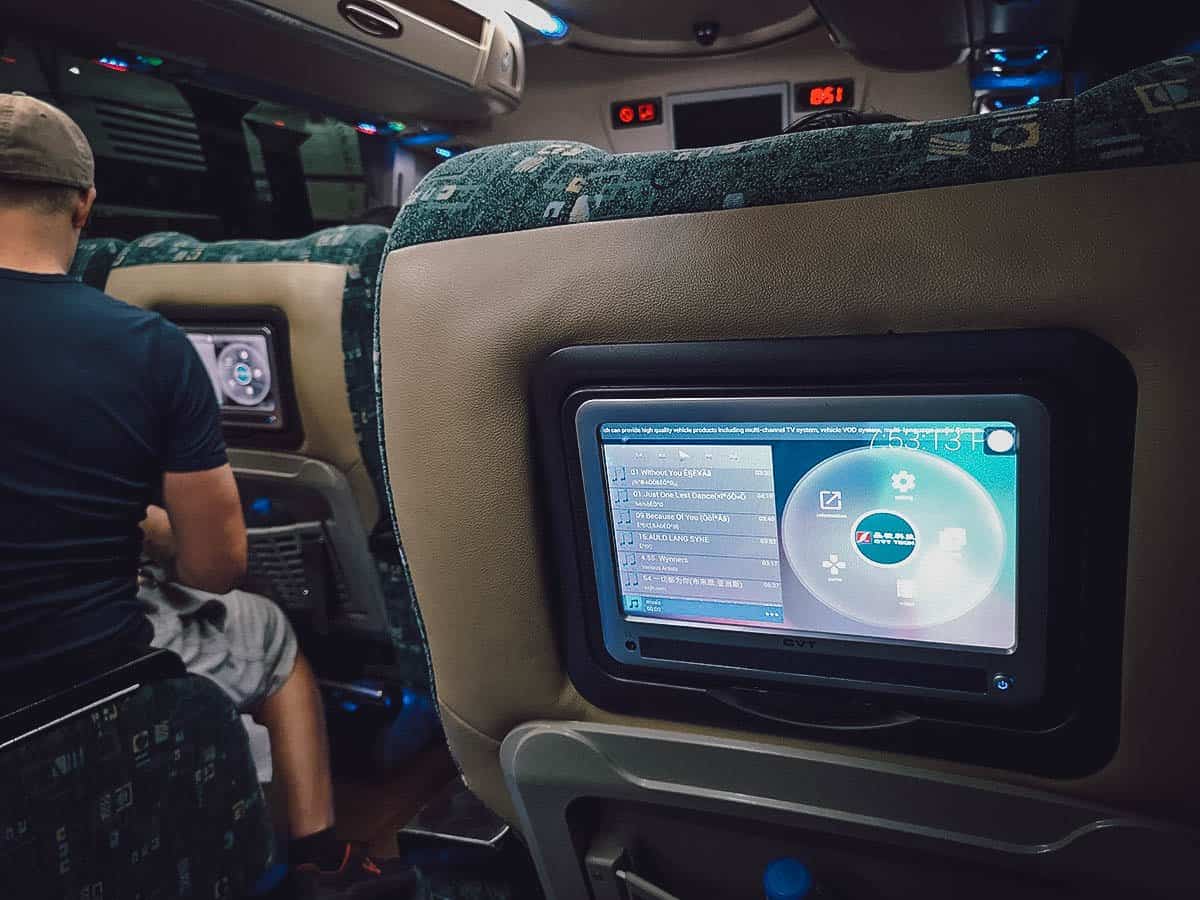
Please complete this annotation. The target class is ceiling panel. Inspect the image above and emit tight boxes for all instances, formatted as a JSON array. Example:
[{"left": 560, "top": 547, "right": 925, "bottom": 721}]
[{"left": 552, "top": 0, "right": 813, "bottom": 41}]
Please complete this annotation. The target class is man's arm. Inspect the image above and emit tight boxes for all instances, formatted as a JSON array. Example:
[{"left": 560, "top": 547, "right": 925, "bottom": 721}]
[
  {"left": 160, "top": 464, "right": 247, "bottom": 594},
  {"left": 152, "top": 319, "right": 245, "bottom": 594}
]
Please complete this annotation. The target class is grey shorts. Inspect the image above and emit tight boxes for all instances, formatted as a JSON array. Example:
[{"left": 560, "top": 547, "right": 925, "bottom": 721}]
[{"left": 139, "top": 568, "right": 299, "bottom": 712}]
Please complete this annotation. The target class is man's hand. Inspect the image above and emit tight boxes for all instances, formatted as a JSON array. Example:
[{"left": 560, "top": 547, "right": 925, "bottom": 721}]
[{"left": 139, "top": 504, "right": 176, "bottom": 564}]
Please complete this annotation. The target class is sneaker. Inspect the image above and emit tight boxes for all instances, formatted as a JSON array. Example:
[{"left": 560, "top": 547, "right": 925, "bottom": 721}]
[{"left": 293, "top": 843, "right": 420, "bottom": 899}]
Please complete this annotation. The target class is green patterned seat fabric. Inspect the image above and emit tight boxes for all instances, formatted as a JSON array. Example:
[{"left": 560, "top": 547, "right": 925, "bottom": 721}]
[
  {"left": 383, "top": 55, "right": 1200, "bottom": 257},
  {"left": 68, "top": 238, "right": 127, "bottom": 290},
  {"left": 0, "top": 675, "right": 273, "bottom": 899},
  {"left": 114, "top": 226, "right": 431, "bottom": 688}
]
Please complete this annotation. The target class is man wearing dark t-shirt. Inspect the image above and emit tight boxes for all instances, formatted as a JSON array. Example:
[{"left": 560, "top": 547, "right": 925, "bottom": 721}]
[{"left": 0, "top": 93, "right": 405, "bottom": 895}]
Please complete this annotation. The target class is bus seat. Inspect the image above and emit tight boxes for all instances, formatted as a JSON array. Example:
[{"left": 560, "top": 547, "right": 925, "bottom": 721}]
[
  {"left": 373, "top": 54, "right": 1200, "bottom": 826},
  {"left": 0, "top": 651, "right": 273, "bottom": 898},
  {"left": 68, "top": 237, "right": 126, "bottom": 290},
  {"left": 104, "top": 227, "right": 428, "bottom": 683}
]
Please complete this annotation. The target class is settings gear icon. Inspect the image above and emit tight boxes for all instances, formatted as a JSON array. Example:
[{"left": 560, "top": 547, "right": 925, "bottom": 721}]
[{"left": 891, "top": 470, "right": 917, "bottom": 493}]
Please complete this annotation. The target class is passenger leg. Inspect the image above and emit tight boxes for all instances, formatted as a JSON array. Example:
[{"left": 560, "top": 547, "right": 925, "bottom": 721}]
[
  {"left": 253, "top": 651, "right": 334, "bottom": 838},
  {"left": 140, "top": 571, "right": 417, "bottom": 893}
]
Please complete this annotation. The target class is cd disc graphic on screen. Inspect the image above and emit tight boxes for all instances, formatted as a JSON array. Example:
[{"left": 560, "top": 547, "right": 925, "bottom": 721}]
[{"left": 781, "top": 447, "right": 1006, "bottom": 629}]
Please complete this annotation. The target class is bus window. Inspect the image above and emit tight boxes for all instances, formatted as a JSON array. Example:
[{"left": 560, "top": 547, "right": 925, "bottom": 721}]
[{"left": 0, "top": 32, "right": 430, "bottom": 240}]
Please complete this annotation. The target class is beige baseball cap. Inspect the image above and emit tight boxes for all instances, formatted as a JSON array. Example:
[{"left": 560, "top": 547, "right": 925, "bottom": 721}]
[{"left": 0, "top": 93, "right": 94, "bottom": 190}]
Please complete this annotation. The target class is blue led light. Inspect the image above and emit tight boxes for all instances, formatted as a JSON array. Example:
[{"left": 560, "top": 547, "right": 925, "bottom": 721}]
[
  {"left": 399, "top": 132, "right": 452, "bottom": 147},
  {"left": 988, "top": 46, "right": 1052, "bottom": 68},
  {"left": 434, "top": 147, "right": 453, "bottom": 158},
  {"left": 355, "top": 122, "right": 378, "bottom": 135},
  {"left": 991, "top": 98, "right": 1007, "bottom": 110},
  {"left": 249, "top": 497, "right": 272, "bottom": 516},
  {"left": 972, "top": 71, "right": 1060, "bottom": 91},
  {"left": 537, "top": 14, "right": 569, "bottom": 39},
  {"left": 1026, "top": 94, "right": 1041, "bottom": 106},
  {"left": 341, "top": 700, "right": 358, "bottom": 713}
]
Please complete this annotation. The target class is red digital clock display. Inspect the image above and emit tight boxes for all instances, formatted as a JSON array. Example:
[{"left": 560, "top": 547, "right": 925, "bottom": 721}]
[{"left": 794, "top": 79, "right": 855, "bottom": 111}]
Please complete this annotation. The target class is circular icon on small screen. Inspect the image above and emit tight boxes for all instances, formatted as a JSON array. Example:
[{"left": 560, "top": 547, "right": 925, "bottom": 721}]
[
  {"left": 780, "top": 446, "right": 1007, "bottom": 630},
  {"left": 218, "top": 342, "right": 271, "bottom": 406},
  {"left": 852, "top": 511, "right": 918, "bottom": 566},
  {"left": 986, "top": 429, "right": 1016, "bottom": 454}
]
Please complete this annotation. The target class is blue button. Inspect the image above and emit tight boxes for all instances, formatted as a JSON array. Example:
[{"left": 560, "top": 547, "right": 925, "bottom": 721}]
[
  {"left": 233, "top": 363, "right": 252, "bottom": 385},
  {"left": 992, "top": 673, "right": 1013, "bottom": 692},
  {"left": 764, "top": 858, "right": 813, "bottom": 900}
]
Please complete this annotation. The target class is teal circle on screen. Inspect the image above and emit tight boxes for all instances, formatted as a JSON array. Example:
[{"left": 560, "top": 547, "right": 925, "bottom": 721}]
[
  {"left": 852, "top": 511, "right": 918, "bottom": 565},
  {"left": 781, "top": 446, "right": 1008, "bottom": 633}
]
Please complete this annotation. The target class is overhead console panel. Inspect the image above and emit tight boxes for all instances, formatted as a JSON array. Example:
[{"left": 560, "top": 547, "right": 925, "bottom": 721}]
[
  {"left": 5, "top": 0, "right": 524, "bottom": 122},
  {"left": 809, "top": 0, "right": 1078, "bottom": 73},
  {"left": 275, "top": 0, "right": 524, "bottom": 112}
]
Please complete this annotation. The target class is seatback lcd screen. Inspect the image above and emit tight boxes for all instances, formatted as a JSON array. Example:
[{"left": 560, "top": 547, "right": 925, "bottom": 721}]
[
  {"left": 184, "top": 325, "right": 282, "bottom": 430},
  {"left": 595, "top": 411, "right": 1026, "bottom": 653}
]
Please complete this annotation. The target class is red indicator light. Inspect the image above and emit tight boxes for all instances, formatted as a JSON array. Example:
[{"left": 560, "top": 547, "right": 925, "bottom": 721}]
[
  {"left": 612, "top": 97, "right": 661, "bottom": 129},
  {"left": 1, "top": 57, "right": 15, "bottom": 65},
  {"left": 273, "top": 120, "right": 286, "bottom": 128}
]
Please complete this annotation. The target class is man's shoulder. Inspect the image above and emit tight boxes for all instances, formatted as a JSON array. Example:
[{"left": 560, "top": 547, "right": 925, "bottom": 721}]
[
  {"left": 89, "top": 285, "right": 163, "bottom": 321},
  {"left": 67, "top": 282, "right": 169, "bottom": 332}
]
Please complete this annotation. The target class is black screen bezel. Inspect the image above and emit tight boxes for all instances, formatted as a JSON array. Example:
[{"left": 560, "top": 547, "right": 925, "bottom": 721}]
[{"left": 531, "top": 330, "right": 1134, "bottom": 778}]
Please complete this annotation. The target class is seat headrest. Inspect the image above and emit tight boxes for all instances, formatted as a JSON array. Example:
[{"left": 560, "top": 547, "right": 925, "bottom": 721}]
[
  {"left": 382, "top": 55, "right": 1200, "bottom": 259},
  {"left": 69, "top": 237, "right": 126, "bottom": 290},
  {"left": 113, "top": 225, "right": 387, "bottom": 276}
]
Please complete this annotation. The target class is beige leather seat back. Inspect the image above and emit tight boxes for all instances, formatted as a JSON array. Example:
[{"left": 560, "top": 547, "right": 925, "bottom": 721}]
[
  {"left": 376, "top": 56, "right": 1200, "bottom": 825},
  {"left": 104, "top": 227, "right": 430, "bottom": 671},
  {"left": 105, "top": 228, "right": 385, "bottom": 526}
]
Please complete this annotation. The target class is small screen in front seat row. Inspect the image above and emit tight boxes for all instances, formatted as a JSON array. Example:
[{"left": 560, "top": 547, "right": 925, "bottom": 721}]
[
  {"left": 598, "top": 416, "right": 1020, "bottom": 651},
  {"left": 185, "top": 325, "right": 282, "bottom": 429}
]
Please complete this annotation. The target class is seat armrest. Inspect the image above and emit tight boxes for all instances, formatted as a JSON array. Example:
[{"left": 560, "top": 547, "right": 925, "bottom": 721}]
[{"left": 0, "top": 648, "right": 185, "bottom": 746}]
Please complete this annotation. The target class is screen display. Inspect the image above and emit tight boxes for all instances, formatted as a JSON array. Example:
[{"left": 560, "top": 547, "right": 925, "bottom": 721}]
[
  {"left": 599, "top": 418, "right": 1020, "bottom": 652},
  {"left": 185, "top": 328, "right": 280, "bottom": 427},
  {"left": 794, "top": 79, "right": 855, "bottom": 110},
  {"left": 672, "top": 92, "right": 784, "bottom": 149}
]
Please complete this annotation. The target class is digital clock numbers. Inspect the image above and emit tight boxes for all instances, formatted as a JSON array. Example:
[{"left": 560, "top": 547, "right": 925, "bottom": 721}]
[{"left": 795, "top": 79, "right": 855, "bottom": 111}]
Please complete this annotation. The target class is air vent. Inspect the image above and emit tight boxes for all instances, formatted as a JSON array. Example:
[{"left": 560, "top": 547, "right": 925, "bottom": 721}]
[
  {"left": 93, "top": 99, "right": 206, "bottom": 172},
  {"left": 337, "top": 0, "right": 404, "bottom": 38}
]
